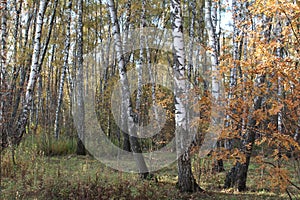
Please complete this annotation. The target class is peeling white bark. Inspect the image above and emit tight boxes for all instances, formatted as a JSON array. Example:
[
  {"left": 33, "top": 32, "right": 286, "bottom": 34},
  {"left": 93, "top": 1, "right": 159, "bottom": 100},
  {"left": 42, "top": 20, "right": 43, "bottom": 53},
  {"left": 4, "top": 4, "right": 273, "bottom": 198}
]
[
  {"left": 171, "top": 0, "right": 199, "bottom": 192},
  {"left": 16, "top": 0, "right": 49, "bottom": 144}
]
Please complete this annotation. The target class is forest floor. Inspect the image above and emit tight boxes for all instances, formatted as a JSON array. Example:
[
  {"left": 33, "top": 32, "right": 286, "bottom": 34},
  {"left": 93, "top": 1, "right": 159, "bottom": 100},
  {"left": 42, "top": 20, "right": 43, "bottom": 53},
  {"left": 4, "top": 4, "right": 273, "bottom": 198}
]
[{"left": 0, "top": 136, "right": 299, "bottom": 199}]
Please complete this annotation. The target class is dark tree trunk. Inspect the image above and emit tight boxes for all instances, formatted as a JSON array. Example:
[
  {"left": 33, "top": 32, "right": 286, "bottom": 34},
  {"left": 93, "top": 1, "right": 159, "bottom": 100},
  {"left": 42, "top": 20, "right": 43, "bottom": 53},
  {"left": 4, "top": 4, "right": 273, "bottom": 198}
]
[
  {"left": 224, "top": 134, "right": 254, "bottom": 191},
  {"left": 213, "top": 158, "right": 225, "bottom": 173},
  {"left": 224, "top": 3, "right": 269, "bottom": 191},
  {"left": 123, "top": 133, "right": 131, "bottom": 152},
  {"left": 224, "top": 75, "right": 265, "bottom": 191},
  {"left": 177, "top": 152, "right": 203, "bottom": 192},
  {"left": 76, "top": 137, "right": 86, "bottom": 155}
]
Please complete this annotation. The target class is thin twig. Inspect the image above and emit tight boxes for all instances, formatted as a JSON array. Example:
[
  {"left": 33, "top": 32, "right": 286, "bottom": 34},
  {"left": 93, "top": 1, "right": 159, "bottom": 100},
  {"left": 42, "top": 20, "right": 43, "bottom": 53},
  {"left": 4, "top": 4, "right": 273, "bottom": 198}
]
[{"left": 286, "top": 188, "right": 293, "bottom": 200}]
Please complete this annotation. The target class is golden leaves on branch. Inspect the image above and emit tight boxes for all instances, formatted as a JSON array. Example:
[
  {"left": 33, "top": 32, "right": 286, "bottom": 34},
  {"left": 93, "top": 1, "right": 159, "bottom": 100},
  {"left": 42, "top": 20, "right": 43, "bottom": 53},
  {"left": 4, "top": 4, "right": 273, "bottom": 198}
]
[{"left": 268, "top": 104, "right": 283, "bottom": 116}]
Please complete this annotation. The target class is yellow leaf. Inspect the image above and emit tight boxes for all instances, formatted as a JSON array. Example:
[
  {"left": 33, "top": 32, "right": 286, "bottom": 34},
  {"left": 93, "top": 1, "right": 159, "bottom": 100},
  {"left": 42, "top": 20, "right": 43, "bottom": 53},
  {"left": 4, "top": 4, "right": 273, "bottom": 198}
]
[{"left": 268, "top": 104, "right": 283, "bottom": 115}]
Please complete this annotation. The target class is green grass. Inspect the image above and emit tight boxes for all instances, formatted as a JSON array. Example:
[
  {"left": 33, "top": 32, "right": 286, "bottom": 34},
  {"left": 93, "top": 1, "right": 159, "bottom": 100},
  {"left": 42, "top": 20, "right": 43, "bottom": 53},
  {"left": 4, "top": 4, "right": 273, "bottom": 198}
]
[
  {"left": 0, "top": 137, "right": 299, "bottom": 199},
  {"left": 1, "top": 155, "right": 289, "bottom": 200}
]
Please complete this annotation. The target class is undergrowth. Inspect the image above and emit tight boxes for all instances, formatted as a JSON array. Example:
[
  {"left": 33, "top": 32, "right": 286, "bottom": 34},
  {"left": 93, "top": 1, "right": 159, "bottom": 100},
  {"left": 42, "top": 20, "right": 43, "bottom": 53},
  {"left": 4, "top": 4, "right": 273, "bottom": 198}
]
[{"left": 0, "top": 136, "right": 298, "bottom": 199}]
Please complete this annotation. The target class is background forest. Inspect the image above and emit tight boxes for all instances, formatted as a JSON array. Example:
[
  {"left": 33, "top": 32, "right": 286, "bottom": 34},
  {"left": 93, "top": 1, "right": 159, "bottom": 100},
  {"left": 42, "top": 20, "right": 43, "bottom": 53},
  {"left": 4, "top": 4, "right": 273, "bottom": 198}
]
[{"left": 0, "top": 0, "right": 300, "bottom": 199}]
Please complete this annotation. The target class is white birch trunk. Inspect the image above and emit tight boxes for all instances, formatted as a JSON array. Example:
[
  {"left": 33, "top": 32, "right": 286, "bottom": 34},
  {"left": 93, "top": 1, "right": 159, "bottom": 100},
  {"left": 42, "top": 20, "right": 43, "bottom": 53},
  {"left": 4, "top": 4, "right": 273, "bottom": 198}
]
[
  {"left": 135, "top": 0, "right": 150, "bottom": 127},
  {"left": 39, "top": 0, "right": 59, "bottom": 69},
  {"left": 225, "top": 0, "right": 240, "bottom": 149},
  {"left": 46, "top": 44, "right": 56, "bottom": 134},
  {"left": 15, "top": 0, "right": 49, "bottom": 145},
  {"left": 171, "top": 0, "right": 200, "bottom": 192},
  {"left": 33, "top": 0, "right": 59, "bottom": 134},
  {"left": 6, "top": 1, "right": 22, "bottom": 127},
  {"left": 241, "top": 1, "right": 249, "bottom": 138},
  {"left": 205, "top": 0, "right": 225, "bottom": 172},
  {"left": 10, "top": 0, "right": 21, "bottom": 89},
  {"left": 135, "top": 0, "right": 145, "bottom": 127},
  {"left": 275, "top": 21, "right": 283, "bottom": 134},
  {"left": 10, "top": 4, "right": 33, "bottom": 130},
  {"left": 205, "top": 0, "right": 220, "bottom": 101},
  {"left": 54, "top": 0, "right": 72, "bottom": 139},
  {"left": 107, "top": 0, "right": 149, "bottom": 177},
  {"left": 145, "top": 26, "right": 160, "bottom": 132},
  {"left": 187, "top": 0, "right": 196, "bottom": 80},
  {"left": 123, "top": 0, "right": 131, "bottom": 49}
]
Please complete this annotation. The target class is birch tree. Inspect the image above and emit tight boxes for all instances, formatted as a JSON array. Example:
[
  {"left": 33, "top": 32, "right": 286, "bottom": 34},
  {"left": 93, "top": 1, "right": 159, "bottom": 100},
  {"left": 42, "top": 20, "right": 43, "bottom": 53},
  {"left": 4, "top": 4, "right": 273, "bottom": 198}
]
[
  {"left": 205, "top": 0, "right": 220, "bottom": 99},
  {"left": 121, "top": 0, "right": 132, "bottom": 152},
  {"left": 144, "top": 2, "right": 161, "bottom": 134},
  {"left": 225, "top": 0, "right": 240, "bottom": 149},
  {"left": 275, "top": 20, "right": 283, "bottom": 136},
  {"left": 54, "top": 0, "right": 72, "bottom": 139},
  {"left": 8, "top": 0, "right": 22, "bottom": 104},
  {"left": 205, "top": 0, "right": 224, "bottom": 172},
  {"left": 136, "top": 0, "right": 146, "bottom": 131},
  {"left": 171, "top": 0, "right": 201, "bottom": 192},
  {"left": 224, "top": 11, "right": 271, "bottom": 191},
  {"left": 0, "top": 0, "right": 8, "bottom": 149},
  {"left": 224, "top": 74, "right": 266, "bottom": 191},
  {"left": 15, "top": 0, "right": 49, "bottom": 146},
  {"left": 75, "top": 0, "right": 86, "bottom": 155},
  {"left": 187, "top": 0, "right": 196, "bottom": 81},
  {"left": 32, "top": 0, "right": 59, "bottom": 134},
  {"left": 107, "top": 0, "right": 150, "bottom": 179}
]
